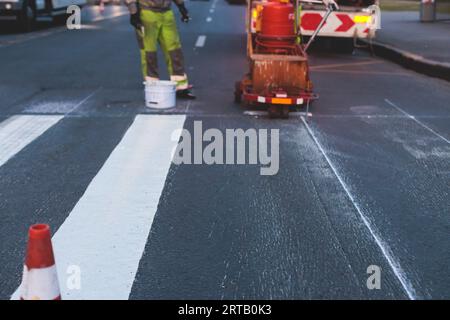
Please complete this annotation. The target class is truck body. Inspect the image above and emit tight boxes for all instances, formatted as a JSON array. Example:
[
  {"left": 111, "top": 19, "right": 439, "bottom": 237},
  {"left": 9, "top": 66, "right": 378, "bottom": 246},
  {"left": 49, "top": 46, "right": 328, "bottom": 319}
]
[
  {"left": 300, "top": 0, "right": 379, "bottom": 39},
  {"left": 0, "top": 0, "right": 87, "bottom": 31}
]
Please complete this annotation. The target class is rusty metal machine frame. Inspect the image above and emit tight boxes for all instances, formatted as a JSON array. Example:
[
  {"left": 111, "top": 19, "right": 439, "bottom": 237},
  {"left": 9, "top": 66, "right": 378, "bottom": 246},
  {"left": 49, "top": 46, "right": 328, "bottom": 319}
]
[{"left": 235, "top": 0, "right": 337, "bottom": 118}]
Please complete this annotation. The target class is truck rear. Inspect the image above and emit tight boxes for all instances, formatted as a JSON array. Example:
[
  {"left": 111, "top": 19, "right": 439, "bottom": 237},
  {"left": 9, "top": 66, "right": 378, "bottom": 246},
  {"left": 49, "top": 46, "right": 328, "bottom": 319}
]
[{"left": 300, "top": 0, "right": 380, "bottom": 50}]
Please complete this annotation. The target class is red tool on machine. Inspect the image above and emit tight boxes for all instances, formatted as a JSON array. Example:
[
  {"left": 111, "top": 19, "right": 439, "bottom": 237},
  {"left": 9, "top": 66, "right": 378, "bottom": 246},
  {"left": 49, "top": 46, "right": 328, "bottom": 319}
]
[{"left": 235, "top": 0, "right": 339, "bottom": 118}]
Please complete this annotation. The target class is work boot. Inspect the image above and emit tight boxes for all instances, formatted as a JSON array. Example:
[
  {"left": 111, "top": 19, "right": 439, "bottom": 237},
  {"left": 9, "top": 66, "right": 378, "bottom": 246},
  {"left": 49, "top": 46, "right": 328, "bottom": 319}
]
[{"left": 176, "top": 89, "right": 196, "bottom": 100}]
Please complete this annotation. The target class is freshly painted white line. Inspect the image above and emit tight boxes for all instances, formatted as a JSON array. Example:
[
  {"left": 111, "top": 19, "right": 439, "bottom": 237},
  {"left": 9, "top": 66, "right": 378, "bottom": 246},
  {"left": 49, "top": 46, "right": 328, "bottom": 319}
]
[
  {"left": 300, "top": 116, "right": 417, "bottom": 300},
  {"left": 209, "top": 8, "right": 215, "bottom": 13},
  {"left": 13, "top": 115, "right": 186, "bottom": 300},
  {"left": 243, "top": 110, "right": 313, "bottom": 117},
  {"left": 66, "top": 89, "right": 99, "bottom": 114},
  {"left": 0, "top": 115, "right": 64, "bottom": 167},
  {"left": 287, "top": 111, "right": 313, "bottom": 117},
  {"left": 385, "top": 99, "right": 450, "bottom": 145},
  {"left": 307, "top": 114, "right": 450, "bottom": 119},
  {"left": 195, "top": 35, "right": 207, "bottom": 48},
  {"left": 206, "top": 17, "right": 213, "bottom": 22},
  {"left": 310, "top": 60, "right": 382, "bottom": 70}
]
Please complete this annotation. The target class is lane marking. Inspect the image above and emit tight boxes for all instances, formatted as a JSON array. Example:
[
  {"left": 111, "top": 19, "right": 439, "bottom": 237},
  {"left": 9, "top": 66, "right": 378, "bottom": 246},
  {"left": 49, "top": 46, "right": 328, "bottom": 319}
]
[
  {"left": 244, "top": 110, "right": 313, "bottom": 117},
  {"left": 0, "top": 115, "right": 63, "bottom": 168},
  {"left": 195, "top": 35, "right": 207, "bottom": 48},
  {"left": 0, "top": 28, "right": 66, "bottom": 48},
  {"left": 385, "top": 99, "right": 450, "bottom": 145},
  {"left": 206, "top": 17, "right": 213, "bottom": 22},
  {"left": 12, "top": 115, "right": 186, "bottom": 300},
  {"left": 0, "top": 89, "right": 96, "bottom": 168},
  {"left": 300, "top": 116, "right": 417, "bottom": 300},
  {"left": 300, "top": 114, "right": 450, "bottom": 119},
  {"left": 311, "top": 69, "right": 409, "bottom": 76},
  {"left": 0, "top": 8, "right": 127, "bottom": 49},
  {"left": 66, "top": 89, "right": 99, "bottom": 114},
  {"left": 310, "top": 60, "right": 382, "bottom": 70}
]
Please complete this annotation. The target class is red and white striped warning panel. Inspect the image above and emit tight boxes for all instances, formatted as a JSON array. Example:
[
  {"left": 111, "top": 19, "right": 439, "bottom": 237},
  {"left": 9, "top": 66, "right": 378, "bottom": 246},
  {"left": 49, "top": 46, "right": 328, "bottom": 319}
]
[{"left": 300, "top": 10, "right": 375, "bottom": 38}]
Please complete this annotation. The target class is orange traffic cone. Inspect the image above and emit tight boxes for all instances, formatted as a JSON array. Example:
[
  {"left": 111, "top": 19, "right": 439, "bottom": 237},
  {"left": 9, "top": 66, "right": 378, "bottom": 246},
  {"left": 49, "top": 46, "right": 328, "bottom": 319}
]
[{"left": 19, "top": 224, "right": 61, "bottom": 300}]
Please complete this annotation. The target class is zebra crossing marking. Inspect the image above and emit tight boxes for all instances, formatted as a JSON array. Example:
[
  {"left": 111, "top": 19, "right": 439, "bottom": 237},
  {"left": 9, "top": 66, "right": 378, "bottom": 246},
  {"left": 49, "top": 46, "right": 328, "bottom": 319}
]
[
  {"left": 0, "top": 115, "right": 64, "bottom": 168},
  {"left": 12, "top": 114, "right": 186, "bottom": 300}
]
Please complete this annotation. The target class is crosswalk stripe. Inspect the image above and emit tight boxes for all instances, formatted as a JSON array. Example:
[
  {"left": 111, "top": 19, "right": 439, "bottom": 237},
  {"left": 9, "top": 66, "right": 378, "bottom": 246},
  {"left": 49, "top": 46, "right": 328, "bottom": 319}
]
[
  {"left": 0, "top": 115, "right": 64, "bottom": 168},
  {"left": 12, "top": 114, "right": 186, "bottom": 300}
]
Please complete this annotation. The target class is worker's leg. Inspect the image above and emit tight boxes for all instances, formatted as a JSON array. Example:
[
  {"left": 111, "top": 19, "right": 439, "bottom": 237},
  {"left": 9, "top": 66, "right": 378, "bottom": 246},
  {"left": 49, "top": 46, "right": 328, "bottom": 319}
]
[
  {"left": 140, "top": 9, "right": 163, "bottom": 81},
  {"left": 158, "top": 34, "right": 173, "bottom": 75},
  {"left": 135, "top": 29, "right": 147, "bottom": 79},
  {"left": 159, "top": 10, "right": 189, "bottom": 90}
]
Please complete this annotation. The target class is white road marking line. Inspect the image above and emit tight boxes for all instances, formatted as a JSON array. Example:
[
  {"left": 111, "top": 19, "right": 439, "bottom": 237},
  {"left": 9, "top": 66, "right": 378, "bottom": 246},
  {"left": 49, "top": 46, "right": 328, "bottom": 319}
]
[
  {"left": 0, "top": 89, "right": 97, "bottom": 168},
  {"left": 310, "top": 60, "right": 382, "bottom": 70},
  {"left": 385, "top": 99, "right": 450, "bottom": 145},
  {"left": 0, "top": 28, "right": 66, "bottom": 48},
  {"left": 312, "top": 69, "right": 409, "bottom": 76},
  {"left": 206, "top": 17, "right": 213, "bottom": 22},
  {"left": 209, "top": 8, "right": 215, "bottom": 13},
  {"left": 239, "top": 111, "right": 450, "bottom": 119},
  {"left": 67, "top": 89, "right": 99, "bottom": 114},
  {"left": 12, "top": 115, "right": 186, "bottom": 300},
  {"left": 300, "top": 116, "right": 417, "bottom": 300},
  {"left": 195, "top": 35, "right": 207, "bottom": 48},
  {"left": 306, "top": 114, "right": 450, "bottom": 119},
  {"left": 0, "top": 9, "right": 127, "bottom": 49},
  {"left": 0, "top": 115, "right": 64, "bottom": 168},
  {"left": 243, "top": 110, "right": 313, "bottom": 117}
]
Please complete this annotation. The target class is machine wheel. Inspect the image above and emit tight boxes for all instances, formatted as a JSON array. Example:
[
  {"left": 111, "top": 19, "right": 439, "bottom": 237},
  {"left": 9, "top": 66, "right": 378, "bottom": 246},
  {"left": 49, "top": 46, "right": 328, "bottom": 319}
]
[
  {"left": 267, "top": 105, "right": 280, "bottom": 118},
  {"left": 268, "top": 105, "right": 290, "bottom": 119},
  {"left": 18, "top": 2, "right": 36, "bottom": 32},
  {"left": 280, "top": 106, "right": 289, "bottom": 119},
  {"left": 268, "top": 105, "right": 277, "bottom": 118}
]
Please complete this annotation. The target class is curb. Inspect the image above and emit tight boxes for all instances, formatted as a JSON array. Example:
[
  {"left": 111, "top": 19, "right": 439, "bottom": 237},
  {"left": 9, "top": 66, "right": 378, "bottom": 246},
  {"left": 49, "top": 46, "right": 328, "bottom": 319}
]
[{"left": 359, "top": 39, "right": 450, "bottom": 82}]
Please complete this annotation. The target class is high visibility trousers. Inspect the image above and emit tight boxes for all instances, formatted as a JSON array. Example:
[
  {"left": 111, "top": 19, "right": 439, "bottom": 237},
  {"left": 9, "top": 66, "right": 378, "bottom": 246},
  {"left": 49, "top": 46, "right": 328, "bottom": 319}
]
[{"left": 135, "top": 9, "right": 189, "bottom": 90}]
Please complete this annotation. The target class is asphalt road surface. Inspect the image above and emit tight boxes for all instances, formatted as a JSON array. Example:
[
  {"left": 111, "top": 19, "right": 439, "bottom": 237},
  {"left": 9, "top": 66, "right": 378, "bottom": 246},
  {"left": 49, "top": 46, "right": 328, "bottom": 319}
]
[{"left": 0, "top": 2, "right": 449, "bottom": 300}]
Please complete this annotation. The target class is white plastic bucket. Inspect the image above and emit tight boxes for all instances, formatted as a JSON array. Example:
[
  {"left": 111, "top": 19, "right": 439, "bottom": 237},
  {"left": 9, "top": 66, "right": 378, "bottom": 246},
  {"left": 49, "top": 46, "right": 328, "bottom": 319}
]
[{"left": 144, "top": 80, "right": 177, "bottom": 109}]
